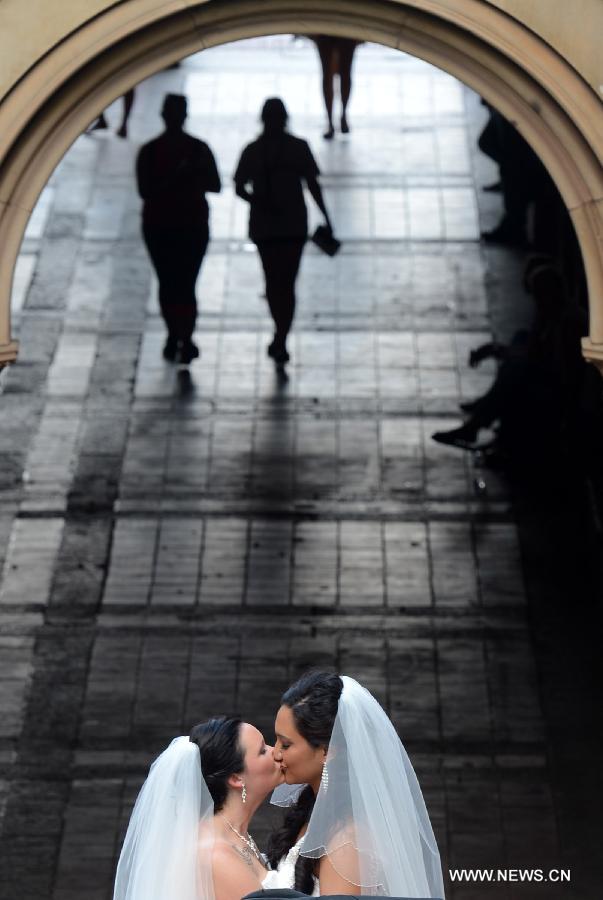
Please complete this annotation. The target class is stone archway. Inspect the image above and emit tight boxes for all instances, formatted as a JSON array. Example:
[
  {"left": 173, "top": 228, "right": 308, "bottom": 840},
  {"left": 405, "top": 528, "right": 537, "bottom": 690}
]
[{"left": 0, "top": 0, "right": 601, "bottom": 370}]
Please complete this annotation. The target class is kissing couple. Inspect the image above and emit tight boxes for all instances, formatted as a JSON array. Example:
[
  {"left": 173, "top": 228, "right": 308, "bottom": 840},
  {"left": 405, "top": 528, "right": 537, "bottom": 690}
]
[{"left": 114, "top": 670, "right": 445, "bottom": 900}]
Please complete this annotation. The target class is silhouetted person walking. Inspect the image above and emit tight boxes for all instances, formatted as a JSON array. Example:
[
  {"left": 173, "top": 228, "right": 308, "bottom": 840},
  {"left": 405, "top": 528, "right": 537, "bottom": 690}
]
[
  {"left": 234, "top": 97, "right": 333, "bottom": 367},
  {"left": 136, "top": 93, "right": 221, "bottom": 363},
  {"left": 310, "top": 35, "right": 361, "bottom": 139}
]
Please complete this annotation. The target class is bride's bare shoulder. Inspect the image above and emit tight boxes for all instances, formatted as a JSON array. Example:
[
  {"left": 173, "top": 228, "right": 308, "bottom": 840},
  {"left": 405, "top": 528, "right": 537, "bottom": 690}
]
[
  {"left": 210, "top": 835, "right": 251, "bottom": 866},
  {"left": 210, "top": 837, "right": 263, "bottom": 889},
  {"left": 317, "top": 828, "right": 362, "bottom": 895}
]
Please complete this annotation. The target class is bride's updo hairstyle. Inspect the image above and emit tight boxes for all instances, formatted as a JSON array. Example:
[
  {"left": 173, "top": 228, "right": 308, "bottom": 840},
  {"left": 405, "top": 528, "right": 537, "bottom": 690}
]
[
  {"left": 267, "top": 670, "right": 343, "bottom": 893},
  {"left": 189, "top": 716, "right": 244, "bottom": 812}
]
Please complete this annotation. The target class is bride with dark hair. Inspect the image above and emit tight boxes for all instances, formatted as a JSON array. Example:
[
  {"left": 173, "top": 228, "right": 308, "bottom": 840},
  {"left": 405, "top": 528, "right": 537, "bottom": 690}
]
[
  {"left": 264, "top": 671, "right": 445, "bottom": 899},
  {"left": 113, "top": 716, "right": 283, "bottom": 900}
]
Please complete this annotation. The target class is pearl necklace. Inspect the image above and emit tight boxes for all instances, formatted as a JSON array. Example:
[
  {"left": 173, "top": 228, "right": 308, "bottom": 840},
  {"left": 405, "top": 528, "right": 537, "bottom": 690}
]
[{"left": 223, "top": 818, "right": 263, "bottom": 863}]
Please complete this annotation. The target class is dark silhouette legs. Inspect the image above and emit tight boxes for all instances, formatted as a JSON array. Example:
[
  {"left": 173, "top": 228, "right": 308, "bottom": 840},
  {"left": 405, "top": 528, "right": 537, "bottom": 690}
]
[
  {"left": 338, "top": 41, "right": 355, "bottom": 133},
  {"left": 143, "top": 226, "right": 208, "bottom": 361},
  {"left": 117, "top": 89, "right": 135, "bottom": 138},
  {"left": 257, "top": 239, "right": 305, "bottom": 363},
  {"left": 478, "top": 106, "right": 549, "bottom": 248},
  {"left": 316, "top": 42, "right": 336, "bottom": 138},
  {"left": 433, "top": 354, "right": 561, "bottom": 464},
  {"left": 89, "top": 89, "right": 135, "bottom": 138},
  {"left": 314, "top": 37, "right": 357, "bottom": 139}
]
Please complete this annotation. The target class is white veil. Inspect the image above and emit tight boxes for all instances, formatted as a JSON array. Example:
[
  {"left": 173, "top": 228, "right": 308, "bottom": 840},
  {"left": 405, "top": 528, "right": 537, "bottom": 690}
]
[
  {"left": 272, "top": 676, "right": 444, "bottom": 899},
  {"left": 114, "top": 736, "right": 215, "bottom": 900}
]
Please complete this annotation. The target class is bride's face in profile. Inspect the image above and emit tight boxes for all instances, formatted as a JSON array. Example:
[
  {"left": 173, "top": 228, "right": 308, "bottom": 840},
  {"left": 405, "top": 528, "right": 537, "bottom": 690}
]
[
  {"left": 237, "top": 723, "right": 284, "bottom": 798},
  {"left": 273, "top": 705, "right": 325, "bottom": 788}
]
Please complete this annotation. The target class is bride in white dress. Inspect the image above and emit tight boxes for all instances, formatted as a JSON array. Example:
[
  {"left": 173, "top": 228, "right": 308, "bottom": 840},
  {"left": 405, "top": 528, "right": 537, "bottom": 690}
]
[
  {"left": 112, "top": 715, "right": 283, "bottom": 900},
  {"left": 263, "top": 671, "right": 445, "bottom": 899}
]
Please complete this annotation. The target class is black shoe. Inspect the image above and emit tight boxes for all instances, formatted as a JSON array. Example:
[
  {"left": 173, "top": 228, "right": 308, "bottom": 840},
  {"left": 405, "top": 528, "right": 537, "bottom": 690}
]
[
  {"left": 179, "top": 341, "right": 200, "bottom": 365},
  {"left": 323, "top": 126, "right": 335, "bottom": 140},
  {"left": 267, "top": 341, "right": 289, "bottom": 365},
  {"left": 163, "top": 338, "right": 178, "bottom": 362},
  {"left": 87, "top": 114, "right": 108, "bottom": 134},
  {"left": 432, "top": 425, "right": 479, "bottom": 450},
  {"left": 340, "top": 115, "right": 350, "bottom": 134},
  {"left": 481, "top": 223, "right": 528, "bottom": 248}
]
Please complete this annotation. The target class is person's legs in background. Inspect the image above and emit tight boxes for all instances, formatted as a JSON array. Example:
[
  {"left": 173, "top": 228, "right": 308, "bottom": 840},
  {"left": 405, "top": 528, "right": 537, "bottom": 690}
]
[
  {"left": 482, "top": 113, "right": 534, "bottom": 247},
  {"left": 116, "top": 89, "right": 136, "bottom": 139},
  {"left": 88, "top": 89, "right": 136, "bottom": 138},
  {"left": 337, "top": 39, "right": 357, "bottom": 134},
  {"left": 314, "top": 37, "right": 336, "bottom": 139}
]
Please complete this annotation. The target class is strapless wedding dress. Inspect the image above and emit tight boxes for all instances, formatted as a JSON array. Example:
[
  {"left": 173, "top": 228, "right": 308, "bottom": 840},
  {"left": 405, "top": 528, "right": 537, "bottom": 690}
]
[{"left": 261, "top": 839, "right": 319, "bottom": 896}]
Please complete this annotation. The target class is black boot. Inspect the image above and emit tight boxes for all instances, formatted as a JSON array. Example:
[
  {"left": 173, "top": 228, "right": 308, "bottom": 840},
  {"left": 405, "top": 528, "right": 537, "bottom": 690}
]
[
  {"left": 432, "top": 423, "right": 480, "bottom": 450},
  {"left": 163, "top": 337, "right": 178, "bottom": 362},
  {"left": 179, "top": 340, "right": 200, "bottom": 365},
  {"left": 482, "top": 219, "right": 528, "bottom": 248},
  {"left": 267, "top": 339, "right": 289, "bottom": 365}
]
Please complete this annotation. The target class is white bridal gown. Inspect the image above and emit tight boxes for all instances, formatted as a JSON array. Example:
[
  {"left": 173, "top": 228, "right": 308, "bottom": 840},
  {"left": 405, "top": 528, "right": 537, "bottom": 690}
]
[{"left": 262, "top": 839, "right": 320, "bottom": 896}]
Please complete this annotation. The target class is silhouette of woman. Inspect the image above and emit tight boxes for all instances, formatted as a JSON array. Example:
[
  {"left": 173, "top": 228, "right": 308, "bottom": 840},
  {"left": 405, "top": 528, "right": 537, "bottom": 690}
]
[
  {"left": 234, "top": 98, "right": 333, "bottom": 367},
  {"left": 309, "top": 36, "right": 361, "bottom": 139}
]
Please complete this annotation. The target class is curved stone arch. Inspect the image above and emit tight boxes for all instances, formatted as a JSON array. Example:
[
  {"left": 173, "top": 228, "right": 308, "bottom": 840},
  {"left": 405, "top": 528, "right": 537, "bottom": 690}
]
[{"left": 0, "top": 0, "right": 601, "bottom": 369}]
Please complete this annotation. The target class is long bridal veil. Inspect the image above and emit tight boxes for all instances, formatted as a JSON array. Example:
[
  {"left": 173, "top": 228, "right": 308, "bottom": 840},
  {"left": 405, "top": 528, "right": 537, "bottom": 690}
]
[
  {"left": 272, "top": 676, "right": 445, "bottom": 899},
  {"left": 113, "top": 736, "right": 215, "bottom": 900}
]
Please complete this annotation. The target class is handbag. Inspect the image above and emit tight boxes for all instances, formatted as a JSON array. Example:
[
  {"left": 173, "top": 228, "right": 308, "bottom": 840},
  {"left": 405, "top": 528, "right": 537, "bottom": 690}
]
[{"left": 311, "top": 224, "right": 341, "bottom": 256}]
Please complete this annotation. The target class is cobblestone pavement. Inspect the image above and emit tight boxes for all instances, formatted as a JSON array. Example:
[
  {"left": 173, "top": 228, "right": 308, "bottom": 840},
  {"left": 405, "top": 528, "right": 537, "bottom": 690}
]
[{"left": 0, "top": 37, "right": 599, "bottom": 900}]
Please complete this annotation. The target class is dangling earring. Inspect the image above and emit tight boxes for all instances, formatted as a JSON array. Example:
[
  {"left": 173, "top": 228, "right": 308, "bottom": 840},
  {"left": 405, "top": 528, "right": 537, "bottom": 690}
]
[
  {"left": 321, "top": 760, "right": 329, "bottom": 793},
  {"left": 241, "top": 783, "right": 247, "bottom": 804}
]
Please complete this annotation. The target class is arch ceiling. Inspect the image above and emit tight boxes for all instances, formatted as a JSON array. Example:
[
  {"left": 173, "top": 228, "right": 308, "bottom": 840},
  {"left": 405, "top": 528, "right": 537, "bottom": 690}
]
[{"left": 0, "top": 0, "right": 601, "bottom": 370}]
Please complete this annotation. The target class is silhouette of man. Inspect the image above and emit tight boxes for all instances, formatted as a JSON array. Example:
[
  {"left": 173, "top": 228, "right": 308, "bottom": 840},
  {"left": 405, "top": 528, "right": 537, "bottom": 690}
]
[
  {"left": 136, "top": 93, "right": 221, "bottom": 362},
  {"left": 234, "top": 97, "right": 333, "bottom": 367}
]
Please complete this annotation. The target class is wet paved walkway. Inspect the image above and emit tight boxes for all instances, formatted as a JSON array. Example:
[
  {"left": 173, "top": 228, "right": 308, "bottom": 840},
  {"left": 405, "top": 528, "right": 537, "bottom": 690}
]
[{"left": 0, "top": 37, "right": 599, "bottom": 900}]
